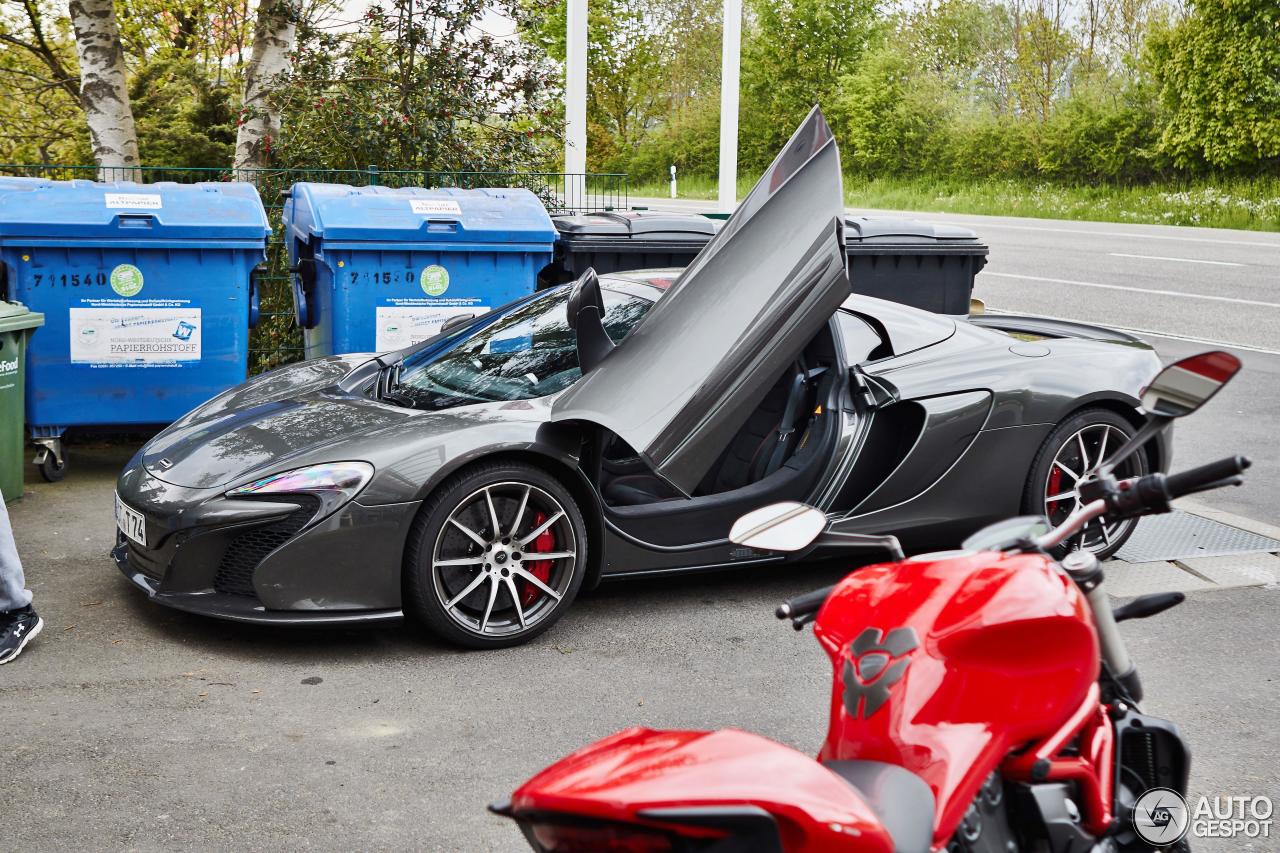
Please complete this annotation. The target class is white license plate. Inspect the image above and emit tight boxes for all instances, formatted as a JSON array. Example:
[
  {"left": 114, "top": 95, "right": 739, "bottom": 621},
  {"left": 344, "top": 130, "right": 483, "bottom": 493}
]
[{"left": 115, "top": 493, "right": 147, "bottom": 548}]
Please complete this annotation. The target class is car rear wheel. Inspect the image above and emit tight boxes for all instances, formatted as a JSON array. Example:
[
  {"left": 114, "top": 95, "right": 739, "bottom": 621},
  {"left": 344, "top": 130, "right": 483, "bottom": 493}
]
[
  {"left": 404, "top": 461, "right": 587, "bottom": 649},
  {"left": 1022, "top": 408, "right": 1147, "bottom": 560}
]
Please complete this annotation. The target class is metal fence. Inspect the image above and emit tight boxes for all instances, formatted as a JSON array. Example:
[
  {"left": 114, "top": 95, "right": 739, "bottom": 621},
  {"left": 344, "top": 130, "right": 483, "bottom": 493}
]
[{"left": 0, "top": 164, "right": 627, "bottom": 372}]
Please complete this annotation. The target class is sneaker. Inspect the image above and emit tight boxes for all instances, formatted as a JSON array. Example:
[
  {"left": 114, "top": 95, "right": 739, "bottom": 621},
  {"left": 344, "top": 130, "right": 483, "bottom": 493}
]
[{"left": 0, "top": 605, "right": 43, "bottom": 664}]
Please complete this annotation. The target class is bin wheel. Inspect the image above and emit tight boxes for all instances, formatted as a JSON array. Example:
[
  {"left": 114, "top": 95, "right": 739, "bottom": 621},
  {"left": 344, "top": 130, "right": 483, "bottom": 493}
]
[{"left": 38, "top": 453, "right": 66, "bottom": 483}]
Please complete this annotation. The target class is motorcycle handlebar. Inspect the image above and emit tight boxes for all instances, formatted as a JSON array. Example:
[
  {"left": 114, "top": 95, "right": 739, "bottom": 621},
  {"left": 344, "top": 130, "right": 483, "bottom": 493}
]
[
  {"left": 1165, "top": 455, "right": 1251, "bottom": 498},
  {"left": 776, "top": 584, "right": 836, "bottom": 621}
]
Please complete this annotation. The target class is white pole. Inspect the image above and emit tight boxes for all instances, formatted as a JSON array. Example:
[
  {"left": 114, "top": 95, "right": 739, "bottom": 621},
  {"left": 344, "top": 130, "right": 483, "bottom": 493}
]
[
  {"left": 717, "top": 0, "right": 742, "bottom": 213},
  {"left": 670, "top": 165, "right": 677, "bottom": 198},
  {"left": 565, "top": 0, "right": 588, "bottom": 209}
]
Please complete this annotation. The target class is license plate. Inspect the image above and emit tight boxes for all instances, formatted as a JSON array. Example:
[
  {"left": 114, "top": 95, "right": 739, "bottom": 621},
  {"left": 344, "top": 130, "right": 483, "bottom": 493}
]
[{"left": 115, "top": 493, "right": 147, "bottom": 548}]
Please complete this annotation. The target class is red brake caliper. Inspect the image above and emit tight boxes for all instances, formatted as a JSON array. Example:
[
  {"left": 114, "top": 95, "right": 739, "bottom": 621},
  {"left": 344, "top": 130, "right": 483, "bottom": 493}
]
[
  {"left": 1047, "top": 465, "right": 1064, "bottom": 513},
  {"left": 520, "top": 510, "right": 554, "bottom": 607}
]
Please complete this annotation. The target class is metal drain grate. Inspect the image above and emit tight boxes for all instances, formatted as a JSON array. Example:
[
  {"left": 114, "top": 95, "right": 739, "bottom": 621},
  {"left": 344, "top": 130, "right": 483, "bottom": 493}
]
[{"left": 1115, "top": 509, "right": 1280, "bottom": 563}]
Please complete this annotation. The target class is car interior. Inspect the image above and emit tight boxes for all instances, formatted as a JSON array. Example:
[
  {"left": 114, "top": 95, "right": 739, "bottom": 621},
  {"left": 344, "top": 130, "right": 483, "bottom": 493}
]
[{"left": 548, "top": 267, "right": 852, "bottom": 546}]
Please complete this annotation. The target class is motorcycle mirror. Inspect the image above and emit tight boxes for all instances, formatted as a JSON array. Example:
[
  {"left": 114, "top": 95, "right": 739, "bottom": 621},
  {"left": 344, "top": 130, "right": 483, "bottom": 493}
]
[
  {"left": 729, "top": 501, "right": 827, "bottom": 553},
  {"left": 1099, "top": 350, "right": 1243, "bottom": 476},
  {"left": 1142, "top": 351, "right": 1241, "bottom": 418}
]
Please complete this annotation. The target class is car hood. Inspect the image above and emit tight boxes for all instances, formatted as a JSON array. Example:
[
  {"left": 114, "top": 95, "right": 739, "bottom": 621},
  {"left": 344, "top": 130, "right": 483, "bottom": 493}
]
[{"left": 142, "top": 355, "right": 415, "bottom": 489}]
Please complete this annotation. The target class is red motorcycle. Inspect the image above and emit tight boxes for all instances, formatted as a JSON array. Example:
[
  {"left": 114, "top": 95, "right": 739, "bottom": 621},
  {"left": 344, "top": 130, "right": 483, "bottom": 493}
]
[{"left": 492, "top": 351, "right": 1248, "bottom": 853}]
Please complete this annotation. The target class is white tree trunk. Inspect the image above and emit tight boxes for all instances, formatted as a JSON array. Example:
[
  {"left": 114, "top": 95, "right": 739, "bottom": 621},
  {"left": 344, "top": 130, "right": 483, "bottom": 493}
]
[
  {"left": 235, "top": 0, "right": 298, "bottom": 172},
  {"left": 68, "top": 0, "right": 139, "bottom": 173}
]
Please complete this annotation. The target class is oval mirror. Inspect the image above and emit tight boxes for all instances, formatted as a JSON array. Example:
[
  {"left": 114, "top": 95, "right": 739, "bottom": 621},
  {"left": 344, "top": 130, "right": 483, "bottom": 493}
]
[
  {"left": 729, "top": 501, "right": 827, "bottom": 553},
  {"left": 1142, "top": 351, "right": 1241, "bottom": 418}
]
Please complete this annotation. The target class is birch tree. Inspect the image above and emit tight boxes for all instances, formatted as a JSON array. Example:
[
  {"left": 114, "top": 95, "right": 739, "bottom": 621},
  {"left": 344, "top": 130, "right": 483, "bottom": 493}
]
[
  {"left": 68, "top": 0, "right": 139, "bottom": 170},
  {"left": 234, "top": 0, "right": 298, "bottom": 171}
]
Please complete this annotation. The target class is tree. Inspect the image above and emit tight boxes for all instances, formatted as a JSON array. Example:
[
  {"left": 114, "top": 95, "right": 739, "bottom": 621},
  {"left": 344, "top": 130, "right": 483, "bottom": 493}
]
[
  {"left": 739, "top": 0, "right": 881, "bottom": 169},
  {"left": 235, "top": 0, "right": 297, "bottom": 170},
  {"left": 68, "top": 0, "right": 139, "bottom": 169},
  {"left": 0, "top": 0, "right": 87, "bottom": 162},
  {"left": 1150, "top": 0, "right": 1280, "bottom": 169},
  {"left": 272, "top": 0, "right": 560, "bottom": 173}
]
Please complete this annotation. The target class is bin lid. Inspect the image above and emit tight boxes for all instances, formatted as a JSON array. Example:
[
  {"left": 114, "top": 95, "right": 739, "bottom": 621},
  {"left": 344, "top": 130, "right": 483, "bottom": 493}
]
[
  {"left": 553, "top": 211, "right": 721, "bottom": 241},
  {"left": 845, "top": 216, "right": 982, "bottom": 244},
  {"left": 285, "top": 184, "right": 556, "bottom": 246},
  {"left": 0, "top": 300, "right": 45, "bottom": 333},
  {"left": 0, "top": 180, "right": 270, "bottom": 245}
]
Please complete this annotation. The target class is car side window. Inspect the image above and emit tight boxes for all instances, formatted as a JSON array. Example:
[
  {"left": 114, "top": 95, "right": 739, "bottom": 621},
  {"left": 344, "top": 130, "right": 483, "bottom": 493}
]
[
  {"left": 836, "top": 310, "right": 888, "bottom": 364},
  {"left": 397, "top": 287, "right": 653, "bottom": 409}
]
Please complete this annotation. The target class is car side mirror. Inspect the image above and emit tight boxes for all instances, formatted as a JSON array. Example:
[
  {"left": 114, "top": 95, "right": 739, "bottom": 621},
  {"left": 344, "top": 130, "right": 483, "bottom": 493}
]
[
  {"left": 729, "top": 501, "right": 827, "bottom": 552},
  {"left": 439, "top": 312, "right": 476, "bottom": 334},
  {"left": 1142, "top": 350, "right": 1241, "bottom": 418}
]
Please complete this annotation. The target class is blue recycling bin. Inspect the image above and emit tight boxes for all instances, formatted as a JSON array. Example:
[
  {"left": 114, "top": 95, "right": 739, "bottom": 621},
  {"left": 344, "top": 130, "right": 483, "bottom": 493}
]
[
  {"left": 283, "top": 184, "right": 556, "bottom": 358},
  {"left": 0, "top": 178, "right": 269, "bottom": 478}
]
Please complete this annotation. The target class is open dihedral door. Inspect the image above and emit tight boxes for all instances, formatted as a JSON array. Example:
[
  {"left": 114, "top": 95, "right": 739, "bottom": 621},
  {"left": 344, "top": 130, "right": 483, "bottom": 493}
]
[{"left": 551, "top": 107, "right": 850, "bottom": 496}]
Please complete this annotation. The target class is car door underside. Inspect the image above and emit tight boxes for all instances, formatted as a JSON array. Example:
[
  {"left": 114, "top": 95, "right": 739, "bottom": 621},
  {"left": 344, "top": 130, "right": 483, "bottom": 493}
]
[{"left": 587, "top": 326, "right": 844, "bottom": 549}]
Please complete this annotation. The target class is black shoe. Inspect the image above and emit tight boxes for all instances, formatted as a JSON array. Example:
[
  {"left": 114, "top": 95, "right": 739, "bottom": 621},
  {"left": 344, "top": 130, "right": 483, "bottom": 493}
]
[{"left": 0, "top": 605, "right": 43, "bottom": 664}]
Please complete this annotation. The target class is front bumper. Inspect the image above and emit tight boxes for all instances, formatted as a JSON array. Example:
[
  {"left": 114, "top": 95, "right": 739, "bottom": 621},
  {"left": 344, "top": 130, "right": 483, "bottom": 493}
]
[{"left": 113, "top": 466, "right": 421, "bottom": 625}]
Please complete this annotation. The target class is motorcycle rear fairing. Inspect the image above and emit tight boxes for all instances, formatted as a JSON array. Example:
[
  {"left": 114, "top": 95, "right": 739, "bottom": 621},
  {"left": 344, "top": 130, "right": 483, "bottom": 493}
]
[
  {"left": 509, "top": 727, "right": 897, "bottom": 852},
  {"left": 812, "top": 550, "right": 1099, "bottom": 849}
]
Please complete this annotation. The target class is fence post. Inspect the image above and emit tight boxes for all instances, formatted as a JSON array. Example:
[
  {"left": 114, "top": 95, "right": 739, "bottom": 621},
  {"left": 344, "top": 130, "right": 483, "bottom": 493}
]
[{"left": 368, "top": 164, "right": 379, "bottom": 186}]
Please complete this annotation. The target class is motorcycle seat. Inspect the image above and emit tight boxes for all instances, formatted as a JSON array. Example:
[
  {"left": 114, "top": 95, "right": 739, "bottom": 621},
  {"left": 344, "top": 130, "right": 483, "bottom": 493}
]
[{"left": 823, "top": 760, "right": 935, "bottom": 853}]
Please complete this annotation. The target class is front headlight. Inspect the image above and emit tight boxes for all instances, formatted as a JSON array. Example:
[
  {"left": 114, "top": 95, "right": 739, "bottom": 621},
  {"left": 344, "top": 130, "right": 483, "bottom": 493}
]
[{"left": 226, "top": 461, "right": 375, "bottom": 518}]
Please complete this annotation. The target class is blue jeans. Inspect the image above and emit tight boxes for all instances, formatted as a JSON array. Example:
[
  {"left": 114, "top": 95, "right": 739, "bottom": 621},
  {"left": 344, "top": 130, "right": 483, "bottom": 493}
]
[{"left": 0, "top": 493, "right": 31, "bottom": 612}]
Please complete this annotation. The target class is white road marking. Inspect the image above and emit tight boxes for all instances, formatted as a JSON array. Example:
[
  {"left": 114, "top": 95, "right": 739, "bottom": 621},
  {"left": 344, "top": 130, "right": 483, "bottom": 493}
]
[
  {"left": 985, "top": 272, "right": 1280, "bottom": 309},
  {"left": 983, "top": 307, "right": 1280, "bottom": 356},
  {"left": 1109, "top": 253, "right": 1245, "bottom": 267}
]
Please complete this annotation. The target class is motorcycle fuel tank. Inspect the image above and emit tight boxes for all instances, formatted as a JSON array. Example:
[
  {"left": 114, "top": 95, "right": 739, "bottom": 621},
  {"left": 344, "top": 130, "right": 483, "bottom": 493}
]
[{"left": 812, "top": 549, "right": 1099, "bottom": 849}]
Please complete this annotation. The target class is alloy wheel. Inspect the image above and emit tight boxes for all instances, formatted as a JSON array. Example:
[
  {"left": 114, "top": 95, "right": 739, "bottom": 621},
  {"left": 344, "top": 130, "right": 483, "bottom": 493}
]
[
  {"left": 1043, "top": 423, "right": 1142, "bottom": 554},
  {"left": 430, "top": 481, "right": 578, "bottom": 639}
]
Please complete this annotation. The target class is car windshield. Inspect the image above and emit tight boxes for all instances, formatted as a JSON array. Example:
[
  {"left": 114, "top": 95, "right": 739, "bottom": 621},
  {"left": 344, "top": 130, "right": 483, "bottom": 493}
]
[{"left": 392, "top": 286, "right": 652, "bottom": 411}]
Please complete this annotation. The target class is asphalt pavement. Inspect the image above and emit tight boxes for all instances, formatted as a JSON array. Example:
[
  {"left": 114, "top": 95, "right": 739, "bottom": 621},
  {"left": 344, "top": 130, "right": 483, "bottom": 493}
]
[{"left": 3, "top": 205, "right": 1278, "bottom": 851}]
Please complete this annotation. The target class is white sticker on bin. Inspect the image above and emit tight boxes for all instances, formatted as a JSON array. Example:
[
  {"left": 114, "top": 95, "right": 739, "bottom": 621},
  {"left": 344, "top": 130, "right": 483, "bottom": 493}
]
[
  {"left": 70, "top": 307, "right": 201, "bottom": 364},
  {"left": 376, "top": 306, "right": 484, "bottom": 352},
  {"left": 105, "top": 193, "right": 163, "bottom": 210},
  {"left": 409, "top": 199, "right": 462, "bottom": 216}
]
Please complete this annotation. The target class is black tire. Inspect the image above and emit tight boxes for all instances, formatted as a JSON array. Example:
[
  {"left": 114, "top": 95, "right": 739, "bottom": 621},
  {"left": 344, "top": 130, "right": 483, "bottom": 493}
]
[
  {"left": 1021, "top": 407, "right": 1147, "bottom": 560},
  {"left": 404, "top": 461, "right": 588, "bottom": 649},
  {"left": 38, "top": 452, "right": 66, "bottom": 483}
]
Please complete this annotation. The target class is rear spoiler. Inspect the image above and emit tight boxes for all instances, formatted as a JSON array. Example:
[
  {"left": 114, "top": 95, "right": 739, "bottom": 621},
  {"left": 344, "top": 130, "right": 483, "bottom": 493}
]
[{"left": 968, "top": 313, "right": 1147, "bottom": 345}]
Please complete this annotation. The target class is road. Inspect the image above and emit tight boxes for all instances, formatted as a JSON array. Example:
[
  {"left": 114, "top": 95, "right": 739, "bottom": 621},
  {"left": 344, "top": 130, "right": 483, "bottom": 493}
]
[
  {"left": 635, "top": 197, "right": 1280, "bottom": 522},
  {"left": 2, "top": 445, "right": 1276, "bottom": 851}
]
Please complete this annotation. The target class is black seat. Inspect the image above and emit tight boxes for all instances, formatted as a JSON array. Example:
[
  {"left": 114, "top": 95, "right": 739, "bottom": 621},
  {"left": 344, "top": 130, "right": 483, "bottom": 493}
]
[
  {"left": 602, "top": 362, "right": 815, "bottom": 507},
  {"left": 823, "top": 760, "right": 935, "bottom": 853}
]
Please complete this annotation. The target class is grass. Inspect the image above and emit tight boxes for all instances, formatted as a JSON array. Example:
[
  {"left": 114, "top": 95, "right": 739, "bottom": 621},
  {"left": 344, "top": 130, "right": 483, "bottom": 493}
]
[{"left": 629, "top": 174, "right": 1280, "bottom": 232}]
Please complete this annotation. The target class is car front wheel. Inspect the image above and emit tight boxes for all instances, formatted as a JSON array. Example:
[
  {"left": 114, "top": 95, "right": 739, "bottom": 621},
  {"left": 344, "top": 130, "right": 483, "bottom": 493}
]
[{"left": 404, "top": 461, "right": 587, "bottom": 649}]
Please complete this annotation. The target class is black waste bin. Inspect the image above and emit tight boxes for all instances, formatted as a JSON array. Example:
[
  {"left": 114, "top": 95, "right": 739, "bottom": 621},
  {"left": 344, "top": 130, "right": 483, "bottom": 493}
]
[
  {"left": 544, "top": 211, "right": 722, "bottom": 285},
  {"left": 844, "top": 217, "right": 988, "bottom": 316}
]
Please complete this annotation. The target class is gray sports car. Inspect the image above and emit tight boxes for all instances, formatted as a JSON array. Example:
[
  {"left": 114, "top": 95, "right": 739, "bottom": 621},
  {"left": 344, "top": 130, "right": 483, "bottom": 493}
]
[{"left": 113, "top": 109, "right": 1166, "bottom": 647}]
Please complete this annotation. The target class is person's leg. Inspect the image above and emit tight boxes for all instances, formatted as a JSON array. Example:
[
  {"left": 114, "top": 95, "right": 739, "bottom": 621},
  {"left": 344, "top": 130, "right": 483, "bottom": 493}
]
[
  {"left": 0, "top": 492, "right": 40, "bottom": 664},
  {"left": 0, "top": 493, "right": 32, "bottom": 613}
]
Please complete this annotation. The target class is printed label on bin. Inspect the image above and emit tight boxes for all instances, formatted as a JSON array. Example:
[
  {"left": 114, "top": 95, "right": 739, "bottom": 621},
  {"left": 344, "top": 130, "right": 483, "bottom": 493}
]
[
  {"left": 409, "top": 199, "right": 462, "bottom": 216},
  {"left": 104, "top": 193, "right": 163, "bottom": 210},
  {"left": 375, "top": 306, "right": 485, "bottom": 352},
  {"left": 69, "top": 307, "right": 201, "bottom": 364}
]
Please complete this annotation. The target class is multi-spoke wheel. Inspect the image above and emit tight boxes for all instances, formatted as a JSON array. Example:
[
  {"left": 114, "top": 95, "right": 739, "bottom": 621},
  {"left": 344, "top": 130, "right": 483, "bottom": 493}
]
[
  {"left": 404, "top": 462, "right": 587, "bottom": 648},
  {"left": 1022, "top": 408, "right": 1147, "bottom": 560}
]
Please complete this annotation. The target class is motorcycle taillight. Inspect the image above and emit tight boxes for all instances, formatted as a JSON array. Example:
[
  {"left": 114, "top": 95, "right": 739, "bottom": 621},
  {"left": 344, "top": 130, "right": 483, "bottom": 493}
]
[{"left": 523, "top": 819, "right": 684, "bottom": 853}]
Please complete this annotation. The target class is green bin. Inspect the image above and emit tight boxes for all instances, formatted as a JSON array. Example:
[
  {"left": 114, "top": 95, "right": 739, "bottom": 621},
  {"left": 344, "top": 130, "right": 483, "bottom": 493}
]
[{"left": 0, "top": 302, "right": 44, "bottom": 502}]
